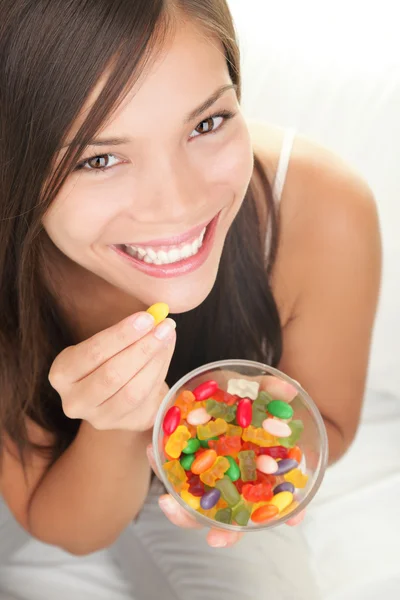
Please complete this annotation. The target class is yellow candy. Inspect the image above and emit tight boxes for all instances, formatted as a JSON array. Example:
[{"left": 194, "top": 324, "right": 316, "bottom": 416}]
[
  {"left": 198, "top": 506, "right": 217, "bottom": 519},
  {"left": 163, "top": 460, "right": 188, "bottom": 493},
  {"left": 180, "top": 490, "right": 201, "bottom": 510},
  {"left": 146, "top": 302, "right": 169, "bottom": 325},
  {"left": 165, "top": 425, "right": 191, "bottom": 459},
  {"left": 242, "top": 425, "right": 277, "bottom": 447},
  {"left": 197, "top": 418, "right": 228, "bottom": 440},
  {"left": 284, "top": 469, "right": 309, "bottom": 489},
  {"left": 250, "top": 501, "right": 270, "bottom": 515},
  {"left": 269, "top": 491, "right": 294, "bottom": 513},
  {"left": 280, "top": 500, "right": 299, "bottom": 518},
  {"left": 200, "top": 456, "right": 230, "bottom": 486},
  {"left": 226, "top": 424, "right": 243, "bottom": 437}
]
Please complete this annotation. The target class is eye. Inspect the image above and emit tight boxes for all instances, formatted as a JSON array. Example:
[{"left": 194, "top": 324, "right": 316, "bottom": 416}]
[
  {"left": 190, "top": 110, "right": 236, "bottom": 139},
  {"left": 74, "top": 153, "right": 121, "bottom": 173}
]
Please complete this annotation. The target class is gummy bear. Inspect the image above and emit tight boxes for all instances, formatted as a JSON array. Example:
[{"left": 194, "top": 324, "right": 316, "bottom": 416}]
[
  {"left": 241, "top": 441, "right": 261, "bottom": 455},
  {"left": 163, "top": 460, "right": 188, "bottom": 493},
  {"left": 215, "top": 507, "right": 232, "bottom": 524},
  {"left": 238, "top": 450, "right": 257, "bottom": 482},
  {"left": 187, "top": 473, "right": 205, "bottom": 497},
  {"left": 205, "top": 399, "right": 237, "bottom": 422},
  {"left": 165, "top": 425, "right": 191, "bottom": 459},
  {"left": 242, "top": 482, "right": 273, "bottom": 502},
  {"left": 199, "top": 456, "right": 230, "bottom": 486},
  {"left": 226, "top": 424, "right": 243, "bottom": 437},
  {"left": 251, "top": 392, "right": 272, "bottom": 427},
  {"left": 197, "top": 418, "right": 228, "bottom": 440},
  {"left": 215, "top": 476, "right": 241, "bottom": 506},
  {"left": 209, "top": 435, "right": 242, "bottom": 457},
  {"left": 174, "top": 390, "right": 196, "bottom": 419},
  {"left": 242, "top": 426, "right": 277, "bottom": 447},
  {"left": 212, "top": 389, "right": 239, "bottom": 406},
  {"left": 284, "top": 468, "right": 309, "bottom": 488},
  {"left": 277, "top": 420, "right": 304, "bottom": 448},
  {"left": 231, "top": 500, "right": 251, "bottom": 526}
]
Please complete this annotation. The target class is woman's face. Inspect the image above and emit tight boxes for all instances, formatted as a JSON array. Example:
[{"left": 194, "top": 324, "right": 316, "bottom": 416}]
[{"left": 43, "top": 22, "right": 254, "bottom": 314}]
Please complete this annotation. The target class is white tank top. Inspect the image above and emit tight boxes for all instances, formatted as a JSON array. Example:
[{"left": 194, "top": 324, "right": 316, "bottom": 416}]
[{"left": 272, "top": 128, "right": 296, "bottom": 205}]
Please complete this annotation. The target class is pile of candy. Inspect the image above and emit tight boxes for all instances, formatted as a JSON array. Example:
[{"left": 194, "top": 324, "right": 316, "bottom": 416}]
[{"left": 161, "top": 378, "right": 309, "bottom": 527}]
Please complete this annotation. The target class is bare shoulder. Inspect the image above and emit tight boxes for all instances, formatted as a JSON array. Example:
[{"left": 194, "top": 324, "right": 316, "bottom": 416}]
[{"left": 248, "top": 121, "right": 381, "bottom": 323}]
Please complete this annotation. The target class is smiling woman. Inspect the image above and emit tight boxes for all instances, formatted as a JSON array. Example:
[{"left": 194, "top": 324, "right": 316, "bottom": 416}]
[{"left": 0, "top": 0, "right": 380, "bottom": 599}]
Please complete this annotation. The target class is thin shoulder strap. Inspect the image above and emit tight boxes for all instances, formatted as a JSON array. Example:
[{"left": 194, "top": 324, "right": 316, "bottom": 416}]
[{"left": 272, "top": 128, "right": 296, "bottom": 205}]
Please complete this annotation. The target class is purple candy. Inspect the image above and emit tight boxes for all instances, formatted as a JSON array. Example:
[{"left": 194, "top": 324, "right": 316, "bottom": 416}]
[
  {"left": 274, "top": 459, "right": 298, "bottom": 475},
  {"left": 273, "top": 482, "right": 295, "bottom": 495},
  {"left": 200, "top": 489, "right": 221, "bottom": 510}
]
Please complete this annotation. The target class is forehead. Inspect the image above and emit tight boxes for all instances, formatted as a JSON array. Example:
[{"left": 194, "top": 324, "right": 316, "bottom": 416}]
[{"left": 71, "top": 20, "right": 230, "bottom": 139}]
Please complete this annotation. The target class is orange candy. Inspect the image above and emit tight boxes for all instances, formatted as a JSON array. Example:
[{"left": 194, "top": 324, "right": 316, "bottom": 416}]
[
  {"left": 174, "top": 390, "right": 196, "bottom": 419},
  {"left": 191, "top": 449, "right": 217, "bottom": 474},
  {"left": 251, "top": 504, "right": 279, "bottom": 523},
  {"left": 288, "top": 446, "right": 302, "bottom": 463}
]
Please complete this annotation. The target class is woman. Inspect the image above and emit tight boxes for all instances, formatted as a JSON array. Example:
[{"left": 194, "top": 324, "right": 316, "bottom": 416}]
[{"left": 0, "top": 0, "right": 381, "bottom": 598}]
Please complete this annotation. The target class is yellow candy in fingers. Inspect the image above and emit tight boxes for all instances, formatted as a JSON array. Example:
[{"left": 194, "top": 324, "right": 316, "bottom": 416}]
[{"left": 146, "top": 302, "right": 169, "bottom": 325}]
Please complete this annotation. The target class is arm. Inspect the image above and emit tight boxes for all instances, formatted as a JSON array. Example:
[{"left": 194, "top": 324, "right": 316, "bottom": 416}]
[
  {"left": 272, "top": 144, "right": 381, "bottom": 463},
  {"left": 1, "top": 419, "right": 152, "bottom": 556}
]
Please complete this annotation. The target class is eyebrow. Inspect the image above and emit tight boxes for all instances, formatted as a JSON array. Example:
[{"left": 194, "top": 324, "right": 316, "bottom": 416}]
[{"left": 61, "top": 84, "right": 237, "bottom": 149}]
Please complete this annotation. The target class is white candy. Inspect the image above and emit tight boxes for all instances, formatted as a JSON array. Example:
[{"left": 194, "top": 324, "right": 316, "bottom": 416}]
[{"left": 227, "top": 378, "right": 260, "bottom": 400}]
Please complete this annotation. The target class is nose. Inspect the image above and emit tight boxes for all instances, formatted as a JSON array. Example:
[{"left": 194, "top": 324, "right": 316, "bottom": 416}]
[{"left": 136, "top": 152, "right": 207, "bottom": 221}]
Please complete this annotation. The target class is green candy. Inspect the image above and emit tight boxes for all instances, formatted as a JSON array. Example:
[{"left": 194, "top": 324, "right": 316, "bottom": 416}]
[
  {"left": 198, "top": 435, "right": 219, "bottom": 448},
  {"left": 278, "top": 420, "right": 304, "bottom": 448},
  {"left": 206, "top": 399, "right": 237, "bottom": 423},
  {"left": 182, "top": 438, "right": 201, "bottom": 454},
  {"left": 225, "top": 456, "right": 241, "bottom": 482},
  {"left": 234, "top": 507, "right": 251, "bottom": 526},
  {"left": 215, "top": 508, "right": 232, "bottom": 524},
  {"left": 267, "top": 399, "right": 294, "bottom": 420},
  {"left": 215, "top": 476, "right": 241, "bottom": 506},
  {"left": 238, "top": 450, "right": 257, "bottom": 482},
  {"left": 254, "top": 391, "right": 273, "bottom": 409},
  {"left": 180, "top": 454, "right": 196, "bottom": 470},
  {"left": 251, "top": 406, "right": 268, "bottom": 428}
]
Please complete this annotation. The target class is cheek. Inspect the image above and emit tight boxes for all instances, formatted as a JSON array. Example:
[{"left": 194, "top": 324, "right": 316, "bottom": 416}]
[{"left": 205, "top": 129, "right": 254, "bottom": 193}]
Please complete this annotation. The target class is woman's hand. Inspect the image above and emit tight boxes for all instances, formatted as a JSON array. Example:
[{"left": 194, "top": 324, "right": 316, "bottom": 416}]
[
  {"left": 48, "top": 311, "right": 176, "bottom": 432},
  {"left": 147, "top": 370, "right": 306, "bottom": 548}
]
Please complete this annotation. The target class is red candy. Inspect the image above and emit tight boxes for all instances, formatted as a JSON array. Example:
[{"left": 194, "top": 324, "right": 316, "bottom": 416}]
[
  {"left": 162, "top": 406, "right": 181, "bottom": 435},
  {"left": 241, "top": 441, "right": 261, "bottom": 455},
  {"left": 259, "top": 446, "right": 288, "bottom": 459},
  {"left": 256, "top": 471, "right": 277, "bottom": 486},
  {"left": 242, "top": 482, "right": 273, "bottom": 502},
  {"left": 212, "top": 389, "right": 239, "bottom": 406},
  {"left": 236, "top": 398, "right": 252, "bottom": 427},
  {"left": 193, "top": 380, "right": 218, "bottom": 401},
  {"left": 187, "top": 474, "right": 205, "bottom": 497},
  {"left": 209, "top": 435, "right": 242, "bottom": 456}
]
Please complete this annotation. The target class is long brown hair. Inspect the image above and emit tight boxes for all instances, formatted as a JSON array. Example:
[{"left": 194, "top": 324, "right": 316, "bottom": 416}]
[{"left": 0, "top": 0, "right": 282, "bottom": 465}]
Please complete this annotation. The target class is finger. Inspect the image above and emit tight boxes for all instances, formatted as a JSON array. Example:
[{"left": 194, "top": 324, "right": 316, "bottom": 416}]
[
  {"left": 260, "top": 375, "right": 298, "bottom": 403},
  {"left": 158, "top": 495, "right": 203, "bottom": 529},
  {"left": 51, "top": 311, "right": 157, "bottom": 385},
  {"left": 207, "top": 528, "right": 244, "bottom": 548},
  {"left": 71, "top": 319, "right": 176, "bottom": 408},
  {"left": 286, "top": 510, "right": 306, "bottom": 526}
]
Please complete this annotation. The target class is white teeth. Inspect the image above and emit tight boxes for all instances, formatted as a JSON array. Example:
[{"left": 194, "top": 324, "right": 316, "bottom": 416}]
[{"left": 123, "top": 226, "right": 207, "bottom": 266}]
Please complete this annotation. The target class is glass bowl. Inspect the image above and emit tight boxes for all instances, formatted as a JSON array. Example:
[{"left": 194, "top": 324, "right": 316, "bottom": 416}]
[{"left": 153, "top": 359, "right": 328, "bottom": 532}]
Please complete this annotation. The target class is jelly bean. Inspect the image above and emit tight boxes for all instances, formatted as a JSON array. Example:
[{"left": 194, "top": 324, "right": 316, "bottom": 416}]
[
  {"left": 162, "top": 406, "right": 181, "bottom": 435},
  {"left": 163, "top": 460, "right": 188, "bottom": 492},
  {"left": 215, "top": 508, "right": 232, "bottom": 524},
  {"left": 225, "top": 456, "right": 241, "bottom": 481},
  {"left": 267, "top": 399, "right": 294, "bottom": 420},
  {"left": 280, "top": 500, "right": 299, "bottom": 518},
  {"left": 174, "top": 390, "right": 196, "bottom": 419},
  {"left": 236, "top": 398, "right": 252, "bottom": 427},
  {"left": 242, "top": 425, "right": 277, "bottom": 447},
  {"left": 262, "top": 418, "right": 292, "bottom": 438},
  {"left": 288, "top": 446, "right": 302, "bottom": 463},
  {"left": 284, "top": 468, "right": 309, "bottom": 488},
  {"left": 193, "top": 380, "right": 218, "bottom": 401},
  {"left": 226, "top": 424, "right": 243, "bottom": 437},
  {"left": 180, "top": 453, "right": 196, "bottom": 471},
  {"left": 197, "top": 418, "right": 228, "bottom": 440},
  {"left": 182, "top": 438, "right": 201, "bottom": 455},
  {"left": 191, "top": 449, "right": 217, "bottom": 474},
  {"left": 258, "top": 445, "right": 288, "bottom": 459},
  {"left": 273, "top": 482, "right": 295, "bottom": 495},
  {"left": 200, "top": 488, "right": 221, "bottom": 510},
  {"left": 261, "top": 376, "right": 298, "bottom": 403},
  {"left": 227, "top": 378, "right": 260, "bottom": 400},
  {"left": 269, "top": 491, "right": 294, "bottom": 513},
  {"left": 256, "top": 454, "right": 279, "bottom": 474},
  {"left": 180, "top": 489, "right": 201, "bottom": 510},
  {"left": 187, "top": 407, "right": 212, "bottom": 426},
  {"left": 274, "top": 459, "right": 298, "bottom": 475},
  {"left": 205, "top": 399, "right": 237, "bottom": 422},
  {"left": 238, "top": 450, "right": 257, "bottom": 482},
  {"left": 215, "top": 476, "right": 241, "bottom": 506},
  {"left": 165, "top": 425, "right": 191, "bottom": 459},
  {"left": 278, "top": 420, "right": 304, "bottom": 448},
  {"left": 198, "top": 435, "right": 219, "bottom": 448},
  {"left": 251, "top": 504, "right": 279, "bottom": 523},
  {"left": 146, "top": 302, "right": 169, "bottom": 325},
  {"left": 199, "top": 456, "right": 230, "bottom": 486}
]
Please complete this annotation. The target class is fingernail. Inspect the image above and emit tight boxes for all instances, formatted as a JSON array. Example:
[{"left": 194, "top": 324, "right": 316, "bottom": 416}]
[
  {"left": 154, "top": 319, "right": 176, "bottom": 341},
  {"left": 133, "top": 312, "right": 155, "bottom": 331},
  {"left": 210, "top": 538, "right": 227, "bottom": 548}
]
